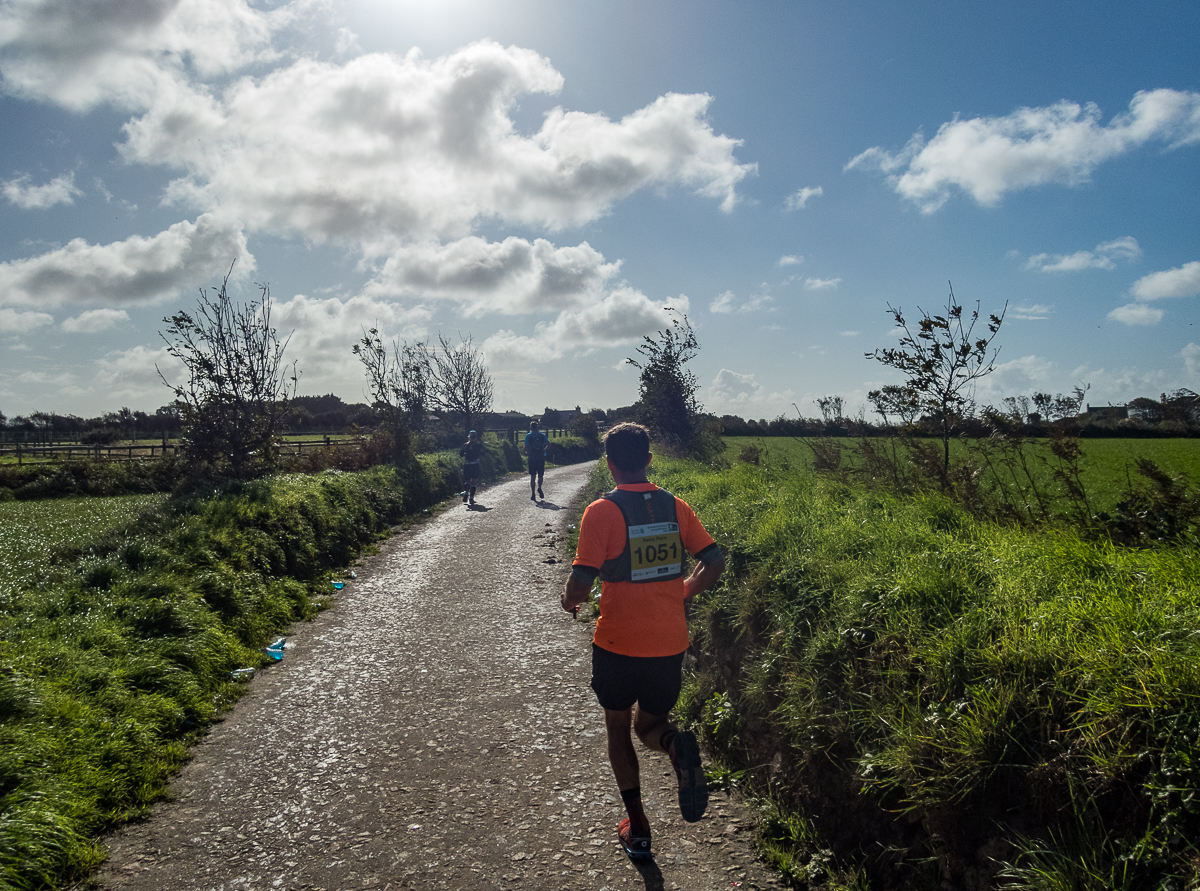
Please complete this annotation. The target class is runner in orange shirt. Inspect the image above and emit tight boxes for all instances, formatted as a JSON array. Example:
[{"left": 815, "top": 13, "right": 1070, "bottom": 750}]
[{"left": 561, "top": 423, "right": 725, "bottom": 860}]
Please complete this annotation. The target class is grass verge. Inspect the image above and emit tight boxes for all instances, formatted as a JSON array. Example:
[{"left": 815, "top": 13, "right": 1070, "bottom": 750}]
[{"left": 658, "top": 455, "right": 1200, "bottom": 890}]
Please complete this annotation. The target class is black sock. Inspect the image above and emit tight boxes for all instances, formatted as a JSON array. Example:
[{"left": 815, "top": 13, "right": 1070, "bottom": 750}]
[
  {"left": 659, "top": 728, "right": 677, "bottom": 755},
  {"left": 620, "top": 786, "right": 641, "bottom": 805}
]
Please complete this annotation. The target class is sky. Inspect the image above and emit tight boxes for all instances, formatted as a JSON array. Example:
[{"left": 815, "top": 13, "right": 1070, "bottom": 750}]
[{"left": 1, "top": 0, "right": 1198, "bottom": 422}]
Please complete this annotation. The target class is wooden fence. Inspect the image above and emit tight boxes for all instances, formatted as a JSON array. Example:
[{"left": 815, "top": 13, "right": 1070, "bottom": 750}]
[
  {"left": 0, "top": 439, "right": 357, "bottom": 466},
  {"left": 0, "top": 429, "right": 572, "bottom": 466}
]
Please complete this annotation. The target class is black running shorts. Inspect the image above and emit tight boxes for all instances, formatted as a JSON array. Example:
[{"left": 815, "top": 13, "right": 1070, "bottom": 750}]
[
  {"left": 528, "top": 456, "right": 545, "bottom": 475},
  {"left": 590, "top": 644, "right": 685, "bottom": 715}
]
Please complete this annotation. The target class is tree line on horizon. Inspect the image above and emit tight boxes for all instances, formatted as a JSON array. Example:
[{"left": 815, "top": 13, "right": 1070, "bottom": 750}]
[{"left": 5, "top": 274, "right": 1197, "bottom": 485}]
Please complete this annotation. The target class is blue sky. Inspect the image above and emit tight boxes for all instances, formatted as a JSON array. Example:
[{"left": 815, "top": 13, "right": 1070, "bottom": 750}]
[{"left": 1, "top": 0, "right": 1198, "bottom": 420}]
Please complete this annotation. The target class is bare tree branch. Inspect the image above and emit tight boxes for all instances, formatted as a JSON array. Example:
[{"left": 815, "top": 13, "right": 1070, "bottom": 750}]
[{"left": 158, "top": 263, "right": 297, "bottom": 480}]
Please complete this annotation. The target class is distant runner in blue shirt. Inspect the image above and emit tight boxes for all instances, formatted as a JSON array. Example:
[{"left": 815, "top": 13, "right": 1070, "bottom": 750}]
[{"left": 525, "top": 420, "right": 549, "bottom": 501}]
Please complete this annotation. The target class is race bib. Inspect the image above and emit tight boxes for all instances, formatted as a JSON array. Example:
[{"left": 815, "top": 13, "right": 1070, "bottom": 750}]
[{"left": 627, "top": 522, "right": 682, "bottom": 581}]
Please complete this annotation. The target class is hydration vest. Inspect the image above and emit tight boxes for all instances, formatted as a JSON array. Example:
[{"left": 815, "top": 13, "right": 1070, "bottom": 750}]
[{"left": 598, "top": 488, "right": 685, "bottom": 584}]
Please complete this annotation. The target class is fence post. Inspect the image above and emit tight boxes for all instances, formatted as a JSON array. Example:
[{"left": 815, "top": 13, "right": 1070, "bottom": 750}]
[{"left": 16, "top": 443, "right": 21, "bottom": 467}]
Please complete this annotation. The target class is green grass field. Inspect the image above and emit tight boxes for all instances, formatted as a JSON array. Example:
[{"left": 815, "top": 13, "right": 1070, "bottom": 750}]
[
  {"left": 0, "top": 494, "right": 167, "bottom": 605},
  {"left": 724, "top": 435, "right": 1200, "bottom": 514}
]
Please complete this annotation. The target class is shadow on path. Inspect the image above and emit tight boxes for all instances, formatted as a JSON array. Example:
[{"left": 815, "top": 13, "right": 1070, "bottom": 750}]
[{"left": 631, "top": 857, "right": 665, "bottom": 890}]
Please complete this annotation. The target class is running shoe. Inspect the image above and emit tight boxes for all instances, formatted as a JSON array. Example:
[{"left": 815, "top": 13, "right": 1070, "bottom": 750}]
[
  {"left": 617, "top": 818, "right": 652, "bottom": 860},
  {"left": 538, "top": 486, "right": 544, "bottom": 499},
  {"left": 670, "top": 730, "right": 708, "bottom": 822}
]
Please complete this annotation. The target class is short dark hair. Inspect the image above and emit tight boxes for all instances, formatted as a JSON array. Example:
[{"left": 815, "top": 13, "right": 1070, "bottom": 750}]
[
  {"left": 530, "top": 420, "right": 540, "bottom": 428},
  {"left": 603, "top": 423, "right": 651, "bottom": 471}
]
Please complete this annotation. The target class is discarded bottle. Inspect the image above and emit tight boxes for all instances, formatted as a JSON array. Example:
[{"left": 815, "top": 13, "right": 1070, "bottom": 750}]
[
  {"left": 264, "top": 647, "right": 284, "bottom": 661},
  {"left": 348, "top": 571, "right": 357, "bottom": 579},
  {"left": 332, "top": 581, "right": 345, "bottom": 590},
  {"left": 268, "top": 637, "right": 286, "bottom": 650},
  {"left": 229, "top": 668, "right": 256, "bottom": 680}
]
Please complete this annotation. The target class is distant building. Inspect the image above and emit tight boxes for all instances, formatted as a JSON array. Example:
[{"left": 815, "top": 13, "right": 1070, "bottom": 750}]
[
  {"left": 1083, "top": 403, "right": 1129, "bottom": 421},
  {"left": 540, "top": 406, "right": 582, "bottom": 428}
]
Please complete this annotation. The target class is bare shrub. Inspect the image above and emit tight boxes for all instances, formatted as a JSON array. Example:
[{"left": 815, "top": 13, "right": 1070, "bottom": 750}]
[{"left": 159, "top": 266, "right": 296, "bottom": 482}]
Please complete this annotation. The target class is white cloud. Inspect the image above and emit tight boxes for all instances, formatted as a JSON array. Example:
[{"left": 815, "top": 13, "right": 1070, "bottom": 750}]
[
  {"left": 784, "top": 186, "right": 822, "bottom": 210},
  {"left": 1025, "top": 236, "right": 1141, "bottom": 272},
  {"left": 804, "top": 277, "right": 841, "bottom": 290},
  {"left": 482, "top": 289, "right": 687, "bottom": 364},
  {"left": 1068, "top": 363, "right": 1167, "bottom": 404},
  {"left": 271, "top": 293, "right": 433, "bottom": 396},
  {"left": 0, "top": 213, "right": 251, "bottom": 307},
  {"left": 709, "top": 368, "right": 762, "bottom": 404},
  {"left": 709, "top": 288, "right": 771, "bottom": 314},
  {"left": 61, "top": 308, "right": 130, "bottom": 333},
  {"left": 840, "top": 330, "right": 859, "bottom": 336},
  {"left": 363, "top": 236, "right": 620, "bottom": 315},
  {"left": 710, "top": 290, "right": 736, "bottom": 313},
  {"left": 777, "top": 254, "right": 803, "bottom": 267},
  {"left": 0, "top": 307, "right": 54, "bottom": 332},
  {"left": 94, "top": 344, "right": 182, "bottom": 405},
  {"left": 1108, "top": 302, "right": 1164, "bottom": 325},
  {"left": 1130, "top": 261, "right": 1200, "bottom": 301},
  {"left": 2, "top": 171, "right": 82, "bottom": 208},
  {"left": 973, "top": 355, "right": 1056, "bottom": 403},
  {"left": 1183, "top": 343, "right": 1200, "bottom": 378},
  {"left": 846, "top": 89, "right": 1200, "bottom": 212},
  {"left": 1009, "top": 303, "right": 1052, "bottom": 320},
  {"left": 333, "top": 27, "right": 360, "bottom": 56},
  {"left": 706, "top": 367, "right": 794, "bottom": 415},
  {"left": 121, "top": 41, "right": 755, "bottom": 247},
  {"left": 0, "top": 0, "right": 299, "bottom": 111}
]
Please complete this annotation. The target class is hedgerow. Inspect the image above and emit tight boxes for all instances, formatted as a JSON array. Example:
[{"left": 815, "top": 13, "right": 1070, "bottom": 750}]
[
  {"left": 655, "top": 456, "right": 1200, "bottom": 891},
  {"left": 0, "top": 440, "right": 518, "bottom": 891}
]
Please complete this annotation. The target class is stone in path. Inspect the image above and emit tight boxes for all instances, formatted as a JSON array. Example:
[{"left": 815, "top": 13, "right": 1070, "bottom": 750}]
[{"left": 99, "top": 464, "right": 783, "bottom": 890}]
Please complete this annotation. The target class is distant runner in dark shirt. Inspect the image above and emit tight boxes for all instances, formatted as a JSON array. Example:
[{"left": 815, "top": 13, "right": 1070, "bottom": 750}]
[
  {"left": 461, "top": 430, "right": 484, "bottom": 506},
  {"left": 525, "top": 420, "right": 548, "bottom": 501}
]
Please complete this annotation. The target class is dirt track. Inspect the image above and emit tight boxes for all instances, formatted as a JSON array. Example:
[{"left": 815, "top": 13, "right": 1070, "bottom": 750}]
[{"left": 97, "top": 464, "right": 782, "bottom": 891}]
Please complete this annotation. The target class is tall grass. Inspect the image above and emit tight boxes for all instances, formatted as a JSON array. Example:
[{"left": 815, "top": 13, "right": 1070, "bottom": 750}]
[
  {"left": 0, "top": 441, "right": 517, "bottom": 891},
  {"left": 723, "top": 436, "right": 1200, "bottom": 518},
  {"left": 657, "top": 457, "right": 1200, "bottom": 889}
]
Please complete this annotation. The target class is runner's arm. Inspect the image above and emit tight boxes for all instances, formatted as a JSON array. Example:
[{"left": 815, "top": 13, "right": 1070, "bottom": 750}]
[
  {"left": 683, "top": 545, "right": 723, "bottom": 599},
  {"left": 561, "top": 566, "right": 598, "bottom": 613}
]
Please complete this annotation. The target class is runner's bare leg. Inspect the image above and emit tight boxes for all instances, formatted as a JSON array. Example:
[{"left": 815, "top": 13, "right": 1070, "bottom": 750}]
[{"left": 603, "top": 707, "right": 651, "bottom": 835}]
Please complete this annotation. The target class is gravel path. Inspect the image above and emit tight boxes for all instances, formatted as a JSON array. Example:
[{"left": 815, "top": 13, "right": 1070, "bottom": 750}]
[{"left": 98, "top": 464, "right": 782, "bottom": 891}]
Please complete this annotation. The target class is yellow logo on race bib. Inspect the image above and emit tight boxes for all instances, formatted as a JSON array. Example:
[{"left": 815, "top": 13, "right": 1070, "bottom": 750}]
[{"left": 627, "top": 522, "right": 682, "bottom": 581}]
